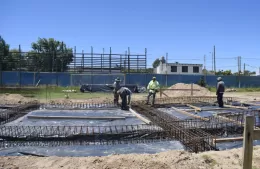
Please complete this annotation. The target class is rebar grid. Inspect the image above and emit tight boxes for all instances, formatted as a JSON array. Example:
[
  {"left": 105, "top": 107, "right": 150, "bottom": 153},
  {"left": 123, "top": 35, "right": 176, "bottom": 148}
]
[
  {"left": 0, "top": 138, "right": 173, "bottom": 148},
  {"left": 0, "top": 124, "right": 163, "bottom": 138},
  {"left": 41, "top": 102, "right": 117, "bottom": 110},
  {"left": 131, "top": 104, "right": 217, "bottom": 153},
  {"left": 133, "top": 96, "right": 233, "bottom": 105},
  {"left": 0, "top": 124, "right": 170, "bottom": 147},
  {"left": 0, "top": 102, "right": 40, "bottom": 125}
]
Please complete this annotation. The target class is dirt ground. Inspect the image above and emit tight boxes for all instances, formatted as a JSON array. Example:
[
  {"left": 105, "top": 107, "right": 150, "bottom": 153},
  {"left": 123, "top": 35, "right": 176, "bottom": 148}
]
[
  {"left": 0, "top": 146, "right": 260, "bottom": 169},
  {"left": 1, "top": 91, "right": 259, "bottom": 105}
]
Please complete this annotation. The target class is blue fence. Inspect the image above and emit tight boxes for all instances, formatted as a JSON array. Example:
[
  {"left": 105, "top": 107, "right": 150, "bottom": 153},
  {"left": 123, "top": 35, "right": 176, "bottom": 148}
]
[{"left": 1, "top": 71, "right": 260, "bottom": 87}]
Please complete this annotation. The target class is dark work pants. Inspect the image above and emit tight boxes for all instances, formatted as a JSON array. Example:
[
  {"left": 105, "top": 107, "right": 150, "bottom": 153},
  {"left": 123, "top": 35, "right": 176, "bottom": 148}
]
[
  {"left": 217, "top": 93, "right": 224, "bottom": 107},
  {"left": 147, "top": 92, "right": 156, "bottom": 105},
  {"left": 114, "top": 92, "right": 119, "bottom": 105},
  {"left": 120, "top": 93, "right": 128, "bottom": 110}
]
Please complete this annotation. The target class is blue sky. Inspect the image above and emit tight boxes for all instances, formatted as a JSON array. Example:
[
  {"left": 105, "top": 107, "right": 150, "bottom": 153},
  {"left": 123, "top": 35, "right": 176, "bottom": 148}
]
[{"left": 1, "top": 0, "right": 260, "bottom": 74}]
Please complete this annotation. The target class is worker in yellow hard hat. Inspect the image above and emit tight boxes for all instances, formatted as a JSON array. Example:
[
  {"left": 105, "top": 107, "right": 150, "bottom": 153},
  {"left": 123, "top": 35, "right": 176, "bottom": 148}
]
[{"left": 146, "top": 77, "right": 160, "bottom": 106}]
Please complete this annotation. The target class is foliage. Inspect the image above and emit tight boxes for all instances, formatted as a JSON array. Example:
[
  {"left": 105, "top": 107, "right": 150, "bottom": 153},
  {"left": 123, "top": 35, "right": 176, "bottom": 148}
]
[
  {"left": 198, "top": 76, "right": 206, "bottom": 87},
  {"left": 0, "top": 36, "right": 10, "bottom": 70},
  {"left": 152, "top": 58, "right": 160, "bottom": 68},
  {"left": 215, "top": 70, "right": 232, "bottom": 76},
  {"left": 28, "top": 38, "right": 73, "bottom": 72},
  {"left": 0, "top": 36, "right": 9, "bottom": 56}
]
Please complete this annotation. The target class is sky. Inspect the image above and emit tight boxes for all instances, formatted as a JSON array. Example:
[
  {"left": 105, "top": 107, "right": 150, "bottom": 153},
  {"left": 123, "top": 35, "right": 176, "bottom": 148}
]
[{"left": 1, "top": 0, "right": 260, "bottom": 74}]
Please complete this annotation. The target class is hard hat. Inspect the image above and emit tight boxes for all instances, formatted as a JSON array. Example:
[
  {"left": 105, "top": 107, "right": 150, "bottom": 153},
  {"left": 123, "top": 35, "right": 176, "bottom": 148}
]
[
  {"left": 152, "top": 77, "right": 156, "bottom": 79},
  {"left": 115, "top": 77, "right": 121, "bottom": 81},
  {"left": 217, "top": 77, "right": 222, "bottom": 81}
]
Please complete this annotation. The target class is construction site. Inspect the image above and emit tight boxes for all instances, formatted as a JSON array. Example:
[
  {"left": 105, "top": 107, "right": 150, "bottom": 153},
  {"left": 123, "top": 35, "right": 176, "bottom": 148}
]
[
  {"left": 1, "top": 37, "right": 260, "bottom": 168},
  {"left": 0, "top": 83, "right": 260, "bottom": 155}
]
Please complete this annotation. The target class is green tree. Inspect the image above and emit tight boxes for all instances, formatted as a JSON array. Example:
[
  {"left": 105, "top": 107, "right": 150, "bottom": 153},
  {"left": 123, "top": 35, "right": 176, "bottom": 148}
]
[
  {"left": 28, "top": 38, "right": 73, "bottom": 72},
  {"left": 215, "top": 70, "right": 232, "bottom": 76},
  {"left": 152, "top": 58, "right": 160, "bottom": 68},
  {"left": 243, "top": 70, "right": 256, "bottom": 76},
  {"left": 0, "top": 36, "right": 10, "bottom": 71}
]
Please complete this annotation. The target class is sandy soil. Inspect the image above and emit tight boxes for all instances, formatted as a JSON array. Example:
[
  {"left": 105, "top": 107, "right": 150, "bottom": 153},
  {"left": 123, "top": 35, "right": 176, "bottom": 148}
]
[
  {"left": 1, "top": 91, "right": 260, "bottom": 105},
  {"left": 0, "top": 94, "right": 37, "bottom": 105},
  {"left": 0, "top": 146, "right": 260, "bottom": 169},
  {"left": 167, "top": 83, "right": 211, "bottom": 97}
]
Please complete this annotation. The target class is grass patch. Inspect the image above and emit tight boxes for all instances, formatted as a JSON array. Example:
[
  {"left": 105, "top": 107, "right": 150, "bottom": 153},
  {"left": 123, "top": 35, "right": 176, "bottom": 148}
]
[
  {"left": 0, "top": 86, "right": 112, "bottom": 100},
  {"left": 201, "top": 155, "right": 217, "bottom": 167}
]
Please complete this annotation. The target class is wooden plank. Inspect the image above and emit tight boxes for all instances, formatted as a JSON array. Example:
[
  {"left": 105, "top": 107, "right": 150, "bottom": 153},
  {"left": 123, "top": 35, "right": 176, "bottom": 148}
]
[
  {"left": 254, "top": 129, "right": 260, "bottom": 140},
  {"left": 27, "top": 115, "right": 126, "bottom": 120},
  {"left": 214, "top": 115, "right": 243, "bottom": 126},
  {"left": 170, "top": 107, "right": 209, "bottom": 121},
  {"left": 203, "top": 107, "right": 234, "bottom": 111},
  {"left": 224, "top": 105, "right": 248, "bottom": 110},
  {"left": 242, "top": 116, "right": 254, "bottom": 169},
  {"left": 129, "top": 108, "right": 151, "bottom": 124},
  {"left": 186, "top": 104, "right": 202, "bottom": 112},
  {"left": 162, "top": 91, "right": 169, "bottom": 97},
  {"left": 214, "top": 137, "right": 243, "bottom": 143}
]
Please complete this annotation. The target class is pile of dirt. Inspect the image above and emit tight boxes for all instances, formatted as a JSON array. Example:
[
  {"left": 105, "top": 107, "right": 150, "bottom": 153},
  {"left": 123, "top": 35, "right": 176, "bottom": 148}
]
[
  {"left": 0, "top": 94, "right": 36, "bottom": 105},
  {"left": 166, "top": 83, "right": 211, "bottom": 97},
  {"left": 0, "top": 146, "right": 259, "bottom": 169}
]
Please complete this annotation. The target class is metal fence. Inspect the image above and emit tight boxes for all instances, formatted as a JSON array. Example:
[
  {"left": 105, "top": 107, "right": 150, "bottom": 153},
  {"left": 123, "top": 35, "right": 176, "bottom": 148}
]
[{"left": 1, "top": 71, "right": 260, "bottom": 87}]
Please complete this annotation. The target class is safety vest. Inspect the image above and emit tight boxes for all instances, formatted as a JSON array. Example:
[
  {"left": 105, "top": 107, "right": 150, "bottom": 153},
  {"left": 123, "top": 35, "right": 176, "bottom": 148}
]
[{"left": 147, "top": 80, "right": 159, "bottom": 93}]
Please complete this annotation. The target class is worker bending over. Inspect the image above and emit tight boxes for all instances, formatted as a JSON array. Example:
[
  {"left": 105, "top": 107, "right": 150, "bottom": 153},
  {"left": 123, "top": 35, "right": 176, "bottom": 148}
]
[
  {"left": 216, "top": 77, "right": 225, "bottom": 108},
  {"left": 113, "top": 77, "right": 121, "bottom": 105},
  {"left": 146, "top": 77, "right": 160, "bottom": 106},
  {"left": 117, "top": 87, "right": 132, "bottom": 110}
]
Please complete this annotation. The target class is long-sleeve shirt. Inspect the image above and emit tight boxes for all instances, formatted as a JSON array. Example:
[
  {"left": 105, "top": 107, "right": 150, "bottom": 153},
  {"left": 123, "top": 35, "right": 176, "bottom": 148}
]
[
  {"left": 217, "top": 81, "right": 225, "bottom": 94},
  {"left": 147, "top": 80, "right": 160, "bottom": 93}
]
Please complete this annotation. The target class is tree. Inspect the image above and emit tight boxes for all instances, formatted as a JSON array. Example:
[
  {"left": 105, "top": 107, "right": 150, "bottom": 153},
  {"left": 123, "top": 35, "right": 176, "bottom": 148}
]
[
  {"left": 0, "top": 36, "right": 9, "bottom": 56},
  {"left": 215, "top": 70, "right": 232, "bottom": 76},
  {"left": 152, "top": 58, "right": 160, "bottom": 68},
  {"left": 28, "top": 38, "right": 73, "bottom": 72},
  {"left": 243, "top": 70, "right": 256, "bottom": 76}
]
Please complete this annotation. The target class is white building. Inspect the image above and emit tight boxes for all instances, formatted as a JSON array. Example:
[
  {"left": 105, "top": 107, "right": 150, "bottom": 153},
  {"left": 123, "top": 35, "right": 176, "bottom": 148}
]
[{"left": 154, "top": 59, "right": 203, "bottom": 75}]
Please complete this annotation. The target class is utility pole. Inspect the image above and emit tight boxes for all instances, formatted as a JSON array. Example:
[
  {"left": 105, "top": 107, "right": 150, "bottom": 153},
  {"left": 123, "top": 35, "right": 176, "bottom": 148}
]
[
  {"left": 212, "top": 50, "right": 214, "bottom": 71},
  {"left": 238, "top": 56, "right": 241, "bottom": 88},
  {"left": 214, "top": 45, "right": 216, "bottom": 73},
  {"left": 204, "top": 55, "right": 207, "bottom": 83},
  {"left": 244, "top": 63, "right": 246, "bottom": 75},
  {"left": 204, "top": 55, "right": 206, "bottom": 70},
  {"left": 166, "top": 52, "right": 168, "bottom": 86}
]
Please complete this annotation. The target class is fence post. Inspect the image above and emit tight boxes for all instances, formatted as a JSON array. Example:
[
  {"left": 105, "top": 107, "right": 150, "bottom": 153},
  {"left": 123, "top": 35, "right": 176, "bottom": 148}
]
[
  {"left": 191, "top": 83, "right": 193, "bottom": 96},
  {"left": 242, "top": 115, "right": 254, "bottom": 169}
]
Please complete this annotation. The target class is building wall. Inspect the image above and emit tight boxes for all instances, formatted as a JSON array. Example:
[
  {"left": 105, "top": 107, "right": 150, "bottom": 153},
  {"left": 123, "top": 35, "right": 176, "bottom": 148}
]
[
  {"left": 156, "top": 63, "right": 203, "bottom": 75},
  {"left": 1, "top": 71, "right": 260, "bottom": 87}
]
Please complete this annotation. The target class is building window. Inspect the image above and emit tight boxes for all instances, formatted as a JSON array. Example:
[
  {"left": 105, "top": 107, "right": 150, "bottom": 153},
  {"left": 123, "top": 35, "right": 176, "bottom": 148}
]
[
  {"left": 193, "top": 66, "right": 199, "bottom": 73},
  {"left": 182, "top": 66, "right": 188, "bottom": 73},
  {"left": 171, "top": 66, "right": 177, "bottom": 72}
]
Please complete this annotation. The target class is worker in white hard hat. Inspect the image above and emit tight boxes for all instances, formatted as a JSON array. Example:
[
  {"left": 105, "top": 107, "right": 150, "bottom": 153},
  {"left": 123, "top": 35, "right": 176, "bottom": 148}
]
[
  {"left": 216, "top": 77, "right": 225, "bottom": 108},
  {"left": 113, "top": 77, "right": 121, "bottom": 105},
  {"left": 146, "top": 77, "right": 160, "bottom": 106}
]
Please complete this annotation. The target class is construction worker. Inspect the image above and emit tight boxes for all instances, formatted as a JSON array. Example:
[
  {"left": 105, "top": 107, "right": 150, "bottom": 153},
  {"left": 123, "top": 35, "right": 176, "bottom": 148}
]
[
  {"left": 113, "top": 77, "right": 121, "bottom": 105},
  {"left": 146, "top": 77, "right": 160, "bottom": 106},
  {"left": 216, "top": 77, "right": 225, "bottom": 108},
  {"left": 117, "top": 87, "right": 132, "bottom": 110}
]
